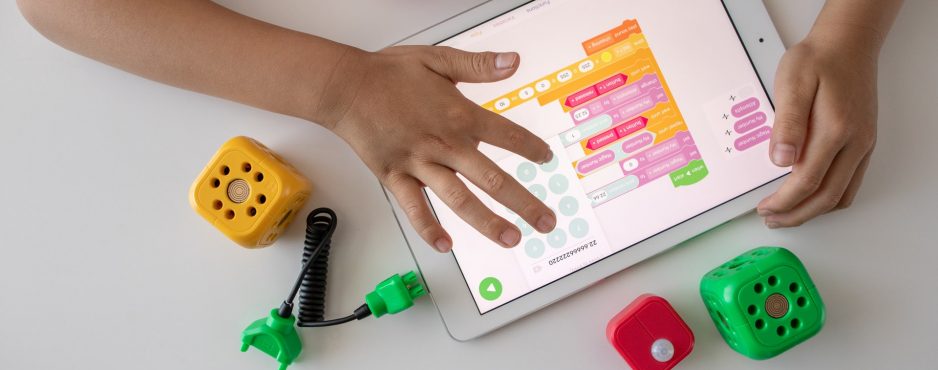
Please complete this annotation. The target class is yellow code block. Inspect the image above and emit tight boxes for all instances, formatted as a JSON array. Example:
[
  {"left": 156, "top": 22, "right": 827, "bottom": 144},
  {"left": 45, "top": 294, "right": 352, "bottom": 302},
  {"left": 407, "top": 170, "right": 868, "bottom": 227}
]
[{"left": 189, "top": 136, "right": 311, "bottom": 248}]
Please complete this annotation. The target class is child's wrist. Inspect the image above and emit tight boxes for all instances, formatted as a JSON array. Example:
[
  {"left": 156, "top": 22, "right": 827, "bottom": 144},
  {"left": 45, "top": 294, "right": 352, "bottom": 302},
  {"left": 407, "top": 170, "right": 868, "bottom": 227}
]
[
  {"left": 805, "top": 21, "right": 886, "bottom": 58},
  {"left": 294, "top": 45, "right": 372, "bottom": 131}
]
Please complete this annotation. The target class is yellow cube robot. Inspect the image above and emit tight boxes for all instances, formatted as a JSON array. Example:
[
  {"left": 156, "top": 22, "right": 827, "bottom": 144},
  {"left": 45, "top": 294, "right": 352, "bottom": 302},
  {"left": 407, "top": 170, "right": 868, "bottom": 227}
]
[{"left": 190, "top": 136, "right": 311, "bottom": 248}]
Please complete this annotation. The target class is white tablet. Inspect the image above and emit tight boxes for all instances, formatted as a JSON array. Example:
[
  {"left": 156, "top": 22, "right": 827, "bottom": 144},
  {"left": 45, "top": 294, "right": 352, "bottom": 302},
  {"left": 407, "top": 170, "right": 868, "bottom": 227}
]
[{"left": 387, "top": 0, "right": 788, "bottom": 340}]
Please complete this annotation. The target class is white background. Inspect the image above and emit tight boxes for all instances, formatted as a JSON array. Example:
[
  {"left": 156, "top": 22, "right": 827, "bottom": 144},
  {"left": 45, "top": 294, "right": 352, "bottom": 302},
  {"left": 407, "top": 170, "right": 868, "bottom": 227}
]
[{"left": 1, "top": 1, "right": 936, "bottom": 369}]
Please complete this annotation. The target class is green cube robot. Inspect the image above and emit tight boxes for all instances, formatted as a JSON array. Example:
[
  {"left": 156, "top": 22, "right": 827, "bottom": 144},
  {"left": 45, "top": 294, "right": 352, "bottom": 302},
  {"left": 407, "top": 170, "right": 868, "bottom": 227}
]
[{"left": 700, "top": 246, "right": 825, "bottom": 359}]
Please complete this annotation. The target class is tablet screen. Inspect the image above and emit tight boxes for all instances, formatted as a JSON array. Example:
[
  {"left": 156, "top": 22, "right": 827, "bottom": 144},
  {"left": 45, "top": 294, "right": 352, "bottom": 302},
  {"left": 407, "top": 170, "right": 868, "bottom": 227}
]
[{"left": 432, "top": 0, "right": 787, "bottom": 313}]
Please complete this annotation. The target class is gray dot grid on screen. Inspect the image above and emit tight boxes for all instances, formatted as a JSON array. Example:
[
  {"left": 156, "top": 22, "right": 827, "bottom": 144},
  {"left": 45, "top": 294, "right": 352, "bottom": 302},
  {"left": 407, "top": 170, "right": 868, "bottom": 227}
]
[{"left": 515, "top": 154, "right": 590, "bottom": 259}]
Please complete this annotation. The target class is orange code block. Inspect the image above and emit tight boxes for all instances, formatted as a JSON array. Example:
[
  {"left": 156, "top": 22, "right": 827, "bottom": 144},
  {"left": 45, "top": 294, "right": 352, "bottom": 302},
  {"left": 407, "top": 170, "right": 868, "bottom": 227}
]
[{"left": 189, "top": 136, "right": 311, "bottom": 248}]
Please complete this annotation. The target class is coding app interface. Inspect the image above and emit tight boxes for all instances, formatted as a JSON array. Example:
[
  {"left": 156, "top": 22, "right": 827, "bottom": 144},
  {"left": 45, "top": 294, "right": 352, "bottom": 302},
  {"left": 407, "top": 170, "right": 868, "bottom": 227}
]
[{"left": 432, "top": 0, "right": 786, "bottom": 313}]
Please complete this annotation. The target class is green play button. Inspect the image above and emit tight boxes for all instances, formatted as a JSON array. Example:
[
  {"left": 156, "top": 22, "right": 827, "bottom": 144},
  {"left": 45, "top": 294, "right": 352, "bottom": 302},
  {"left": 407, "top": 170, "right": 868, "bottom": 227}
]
[{"left": 478, "top": 277, "right": 503, "bottom": 301}]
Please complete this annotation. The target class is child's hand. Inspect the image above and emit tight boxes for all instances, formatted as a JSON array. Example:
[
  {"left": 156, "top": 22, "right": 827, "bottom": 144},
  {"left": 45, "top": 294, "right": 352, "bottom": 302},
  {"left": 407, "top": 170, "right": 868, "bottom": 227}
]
[
  {"left": 757, "top": 29, "right": 881, "bottom": 228},
  {"left": 326, "top": 46, "right": 557, "bottom": 252}
]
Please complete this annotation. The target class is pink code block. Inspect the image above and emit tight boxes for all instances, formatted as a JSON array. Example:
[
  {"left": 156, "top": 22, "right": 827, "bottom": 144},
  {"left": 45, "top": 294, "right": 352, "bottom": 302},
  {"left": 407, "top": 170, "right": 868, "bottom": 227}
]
[
  {"left": 615, "top": 116, "right": 648, "bottom": 138},
  {"left": 622, "top": 132, "right": 654, "bottom": 153},
  {"left": 731, "top": 97, "right": 760, "bottom": 118},
  {"left": 576, "top": 150, "right": 616, "bottom": 175},
  {"left": 595, "top": 73, "right": 628, "bottom": 95},
  {"left": 734, "top": 126, "right": 772, "bottom": 151},
  {"left": 734, "top": 112, "right": 767, "bottom": 134},
  {"left": 587, "top": 129, "right": 619, "bottom": 150},
  {"left": 566, "top": 86, "right": 599, "bottom": 108}
]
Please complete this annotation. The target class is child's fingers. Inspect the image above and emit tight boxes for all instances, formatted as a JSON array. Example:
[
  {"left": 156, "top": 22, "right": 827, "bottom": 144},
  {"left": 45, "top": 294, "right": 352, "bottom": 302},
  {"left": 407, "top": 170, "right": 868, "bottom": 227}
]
[
  {"left": 473, "top": 108, "right": 553, "bottom": 164},
  {"left": 423, "top": 46, "right": 520, "bottom": 83},
  {"left": 763, "top": 142, "right": 865, "bottom": 228},
  {"left": 769, "top": 51, "right": 818, "bottom": 167},
  {"left": 835, "top": 152, "right": 872, "bottom": 211},
  {"left": 758, "top": 108, "right": 847, "bottom": 215},
  {"left": 385, "top": 173, "right": 452, "bottom": 252},
  {"left": 442, "top": 150, "right": 556, "bottom": 234},
  {"left": 417, "top": 164, "right": 522, "bottom": 248}
]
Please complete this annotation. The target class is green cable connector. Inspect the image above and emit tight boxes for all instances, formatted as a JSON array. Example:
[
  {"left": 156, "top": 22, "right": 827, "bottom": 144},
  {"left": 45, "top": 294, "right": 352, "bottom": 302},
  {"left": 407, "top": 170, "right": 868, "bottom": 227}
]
[
  {"left": 241, "top": 271, "right": 427, "bottom": 370},
  {"left": 365, "top": 271, "right": 427, "bottom": 317},
  {"left": 241, "top": 309, "right": 302, "bottom": 370}
]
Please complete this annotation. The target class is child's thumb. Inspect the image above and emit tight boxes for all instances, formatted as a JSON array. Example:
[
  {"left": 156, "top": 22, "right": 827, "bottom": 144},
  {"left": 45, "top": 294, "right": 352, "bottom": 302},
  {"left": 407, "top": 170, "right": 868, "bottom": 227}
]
[
  {"left": 769, "top": 71, "right": 816, "bottom": 167},
  {"left": 426, "top": 47, "right": 519, "bottom": 83}
]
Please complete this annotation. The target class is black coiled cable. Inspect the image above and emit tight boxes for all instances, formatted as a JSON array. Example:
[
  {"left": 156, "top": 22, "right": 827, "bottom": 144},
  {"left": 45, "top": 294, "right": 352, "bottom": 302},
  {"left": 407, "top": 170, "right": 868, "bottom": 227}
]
[{"left": 277, "top": 208, "right": 370, "bottom": 326}]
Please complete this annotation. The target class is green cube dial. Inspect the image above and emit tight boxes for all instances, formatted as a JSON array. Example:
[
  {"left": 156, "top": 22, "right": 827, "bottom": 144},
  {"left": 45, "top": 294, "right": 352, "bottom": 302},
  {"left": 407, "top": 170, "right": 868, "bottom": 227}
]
[{"left": 700, "top": 246, "right": 825, "bottom": 360}]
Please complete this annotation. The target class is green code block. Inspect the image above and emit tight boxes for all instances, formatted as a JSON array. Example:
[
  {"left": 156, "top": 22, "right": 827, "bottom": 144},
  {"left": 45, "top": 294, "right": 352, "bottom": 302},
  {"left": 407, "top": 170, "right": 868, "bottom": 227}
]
[
  {"left": 670, "top": 159, "right": 708, "bottom": 187},
  {"left": 700, "top": 247, "right": 825, "bottom": 360}
]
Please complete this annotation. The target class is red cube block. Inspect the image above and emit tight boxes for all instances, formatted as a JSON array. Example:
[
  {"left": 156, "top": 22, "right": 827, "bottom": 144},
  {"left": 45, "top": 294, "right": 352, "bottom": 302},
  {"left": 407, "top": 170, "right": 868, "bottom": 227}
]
[{"left": 606, "top": 294, "right": 694, "bottom": 370}]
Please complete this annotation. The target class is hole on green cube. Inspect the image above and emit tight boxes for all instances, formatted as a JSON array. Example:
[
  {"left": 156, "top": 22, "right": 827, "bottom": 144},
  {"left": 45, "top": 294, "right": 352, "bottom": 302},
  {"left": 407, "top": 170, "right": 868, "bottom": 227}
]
[
  {"left": 747, "top": 304, "right": 757, "bottom": 316},
  {"left": 755, "top": 319, "right": 765, "bottom": 329},
  {"left": 777, "top": 326, "right": 787, "bottom": 336},
  {"left": 754, "top": 283, "right": 764, "bottom": 294},
  {"left": 768, "top": 275, "right": 778, "bottom": 286},
  {"left": 716, "top": 311, "right": 730, "bottom": 331},
  {"left": 791, "top": 318, "right": 801, "bottom": 329},
  {"left": 789, "top": 282, "right": 800, "bottom": 293},
  {"left": 797, "top": 296, "right": 807, "bottom": 307}
]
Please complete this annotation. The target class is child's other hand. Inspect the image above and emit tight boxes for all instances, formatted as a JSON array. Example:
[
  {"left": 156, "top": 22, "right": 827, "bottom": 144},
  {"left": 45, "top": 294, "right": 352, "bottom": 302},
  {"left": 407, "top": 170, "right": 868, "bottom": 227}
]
[
  {"left": 757, "top": 30, "right": 880, "bottom": 228},
  {"left": 325, "top": 46, "right": 556, "bottom": 252}
]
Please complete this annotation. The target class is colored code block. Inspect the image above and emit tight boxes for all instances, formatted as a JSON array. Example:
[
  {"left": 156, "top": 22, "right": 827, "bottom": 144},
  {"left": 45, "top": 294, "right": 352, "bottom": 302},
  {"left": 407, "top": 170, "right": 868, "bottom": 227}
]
[
  {"left": 615, "top": 116, "right": 648, "bottom": 138},
  {"left": 571, "top": 73, "right": 659, "bottom": 122},
  {"left": 622, "top": 132, "right": 654, "bottom": 153},
  {"left": 732, "top": 97, "right": 760, "bottom": 118},
  {"left": 735, "top": 112, "right": 767, "bottom": 134},
  {"left": 735, "top": 126, "right": 772, "bottom": 151},
  {"left": 669, "top": 160, "right": 709, "bottom": 187},
  {"left": 595, "top": 73, "right": 628, "bottom": 94},
  {"left": 637, "top": 147, "right": 702, "bottom": 183},
  {"left": 621, "top": 131, "right": 695, "bottom": 170},
  {"left": 576, "top": 150, "right": 616, "bottom": 174},
  {"left": 587, "top": 129, "right": 619, "bottom": 150},
  {"left": 566, "top": 86, "right": 599, "bottom": 108},
  {"left": 584, "top": 19, "right": 642, "bottom": 55}
]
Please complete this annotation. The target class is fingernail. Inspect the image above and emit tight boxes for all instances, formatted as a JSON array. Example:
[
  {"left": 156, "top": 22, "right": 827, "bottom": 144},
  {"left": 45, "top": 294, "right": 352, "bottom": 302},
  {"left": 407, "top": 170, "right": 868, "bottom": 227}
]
[
  {"left": 495, "top": 52, "right": 518, "bottom": 70},
  {"left": 499, "top": 228, "right": 521, "bottom": 247},
  {"left": 535, "top": 213, "right": 556, "bottom": 233},
  {"left": 757, "top": 208, "right": 774, "bottom": 217},
  {"left": 434, "top": 238, "right": 452, "bottom": 253},
  {"left": 540, "top": 150, "right": 554, "bottom": 164},
  {"left": 765, "top": 220, "right": 780, "bottom": 229},
  {"left": 772, "top": 144, "right": 796, "bottom": 167}
]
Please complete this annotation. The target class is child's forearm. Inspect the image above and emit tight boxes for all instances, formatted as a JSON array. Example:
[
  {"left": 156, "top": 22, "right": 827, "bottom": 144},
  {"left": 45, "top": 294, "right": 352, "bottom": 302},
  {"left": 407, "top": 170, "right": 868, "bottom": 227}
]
[
  {"left": 810, "top": 0, "right": 903, "bottom": 54},
  {"left": 16, "top": 0, "right": 358, "bottom": 127}
]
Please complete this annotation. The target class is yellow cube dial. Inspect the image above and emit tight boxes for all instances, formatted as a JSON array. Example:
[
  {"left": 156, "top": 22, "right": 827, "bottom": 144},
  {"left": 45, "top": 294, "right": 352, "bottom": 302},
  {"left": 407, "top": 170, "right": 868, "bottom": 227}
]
[{"left": 190, "top": 136, "right": 311, "bottom": 248}]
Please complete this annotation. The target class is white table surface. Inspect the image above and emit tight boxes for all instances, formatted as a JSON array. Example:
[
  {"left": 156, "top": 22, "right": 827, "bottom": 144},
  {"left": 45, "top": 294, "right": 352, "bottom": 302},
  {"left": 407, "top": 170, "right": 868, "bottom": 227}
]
[{"left": 2, "top": 1, "right": 936, "bottom": 369}]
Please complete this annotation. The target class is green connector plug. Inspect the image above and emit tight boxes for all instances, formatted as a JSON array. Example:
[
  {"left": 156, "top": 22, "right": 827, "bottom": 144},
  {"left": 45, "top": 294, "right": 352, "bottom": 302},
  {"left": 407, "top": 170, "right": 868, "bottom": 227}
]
[
  {"left": 241, "top": 309, "right": 303, "bottom": 370},
  {"left": 365, "top": 271, "right": 427, "bottom": 318}
]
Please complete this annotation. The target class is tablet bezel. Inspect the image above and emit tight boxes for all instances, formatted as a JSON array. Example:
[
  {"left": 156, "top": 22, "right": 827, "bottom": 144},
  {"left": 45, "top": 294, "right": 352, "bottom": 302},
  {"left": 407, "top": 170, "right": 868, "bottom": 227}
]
[{"left": 385, "top": 0, "right": 788, "bottom": 340}]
